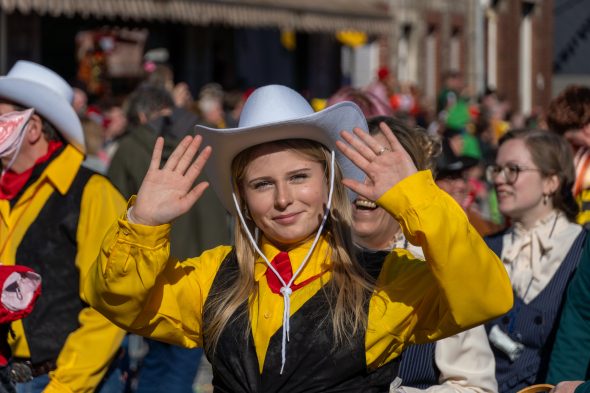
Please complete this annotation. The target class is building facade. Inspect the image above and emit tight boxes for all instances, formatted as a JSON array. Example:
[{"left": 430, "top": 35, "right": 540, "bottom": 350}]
[{"left": 385, "top": 0, "right": 553, "bottom": 116}]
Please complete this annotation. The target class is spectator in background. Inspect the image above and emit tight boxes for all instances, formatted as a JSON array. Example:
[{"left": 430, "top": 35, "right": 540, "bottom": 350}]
[
  {"left": 364, "top": 66, "right": 396, "bottom": 107},
  {"left": 85, "top": 96, "right": 128, "bottom": 166},
  {"left": 546, "top": 85, "right": 590, "bottom": 227},
  {"left": 437, "top": 70, "right": 464, "bottom": 115},
  {"left": 484, "top": 129, "right": 585, "bottom": 393},
  {"left": 436, "top": 135, "right": 503, "bottom": 237},
  {"left": 81, "top": 116, "right": 108, "bottom": 174},
  {"left": 223, "top": 89, "right": 251, "bottom": 128},
  {"left": 355, "top": 116, "right": 498, "bottom": 393},
  {"left": 0, "top": 61, "right": 126, "bottom": 392},
  {"left": 328, "top": 88, "right": 499, "bottom": 392},
  {"left": 194, "top": 83, "right": 228, "bottom": 129},
  {"left": 142, "top": 48, "right": 199, "bottom": 139},
  {"left": 327, "top": 86, "right": 393, "bottom": 118},
  {"left": 72, "top": 87, "right": 88, "bottom": 117},
  {"left": 107, "top": 84, "right": 230, "bottom": 393}
]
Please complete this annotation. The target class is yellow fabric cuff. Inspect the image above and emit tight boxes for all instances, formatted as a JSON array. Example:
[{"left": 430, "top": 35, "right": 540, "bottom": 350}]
[
  {"left": 117, "top": 196, "right": 171, "bottom": 248},
  {"left": 376, "top": 170, "right": 438, "bottom": 219}
]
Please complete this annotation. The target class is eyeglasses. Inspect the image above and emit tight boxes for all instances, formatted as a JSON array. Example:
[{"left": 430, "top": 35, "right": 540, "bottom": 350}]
[{"left": 485, "top": 164, "right": 542, "bottom": 185}]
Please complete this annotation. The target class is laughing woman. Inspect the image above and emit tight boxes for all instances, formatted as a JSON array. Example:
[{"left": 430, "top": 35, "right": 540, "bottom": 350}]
[
  {"left": 484, "top": 129, "right": 586, "bottom": 393},
  {"left": 84, "top": 85, "right": 512, "bottom": 392},
  {"left": 354, "top": 116, "right": 498, "bottom": 393}
]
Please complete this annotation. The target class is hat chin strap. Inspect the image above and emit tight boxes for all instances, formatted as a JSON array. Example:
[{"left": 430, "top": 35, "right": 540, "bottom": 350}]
[{"left": 231, "top": 150, "right": 336, "bottom": 374}]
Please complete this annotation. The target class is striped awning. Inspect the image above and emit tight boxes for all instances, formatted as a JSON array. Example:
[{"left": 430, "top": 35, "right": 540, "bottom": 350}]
[{"left": 0, "top": 0, "right": 393, "bottom": 34}]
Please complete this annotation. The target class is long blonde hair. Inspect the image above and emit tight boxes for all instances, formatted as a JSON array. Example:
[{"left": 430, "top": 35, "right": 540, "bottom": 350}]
[{"left": 203, "top": 139, "right": 375, "bottom": 355}]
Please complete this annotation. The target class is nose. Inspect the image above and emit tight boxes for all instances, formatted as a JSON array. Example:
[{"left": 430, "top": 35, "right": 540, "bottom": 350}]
[
  {"left": 493, "top": 170, "right": 508, "bottom": 186},
  {"left": 274, "top": 182, "right": 293, "bottom": 210}
]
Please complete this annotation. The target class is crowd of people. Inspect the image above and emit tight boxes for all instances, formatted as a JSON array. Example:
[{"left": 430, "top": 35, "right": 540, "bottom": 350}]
[{"left": 0, "top": 51, "right": 589, "bottom": 393}]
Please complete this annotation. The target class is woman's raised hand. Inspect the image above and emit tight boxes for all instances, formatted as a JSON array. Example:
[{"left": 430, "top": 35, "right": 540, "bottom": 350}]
[
  {"left": 131, "top": 135, "right": 212, "bottom": 226},
  {"left": 336, "top": 121, "right": 418, "bottom": 202}
]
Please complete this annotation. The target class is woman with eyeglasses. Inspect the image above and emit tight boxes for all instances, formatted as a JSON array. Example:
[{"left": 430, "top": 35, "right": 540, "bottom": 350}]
[{"left": 484, "top": 129, "right": 586, "bottom": 393}]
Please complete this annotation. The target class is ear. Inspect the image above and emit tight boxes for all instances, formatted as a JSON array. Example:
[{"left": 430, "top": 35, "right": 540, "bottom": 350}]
[
  {"left": 543, "top": 174, "right": 560, "bottom": 196},
  {"left": 26, "top": 114, "right": 44, "bottom": 144}
]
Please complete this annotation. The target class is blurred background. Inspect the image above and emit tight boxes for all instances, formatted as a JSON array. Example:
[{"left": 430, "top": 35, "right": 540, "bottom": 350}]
[{"left": 1, "top": 0, "right": 588, "bottom": 115}]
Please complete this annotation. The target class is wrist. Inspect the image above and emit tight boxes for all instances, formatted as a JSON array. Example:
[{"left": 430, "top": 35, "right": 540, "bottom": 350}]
[{"left": 127, "top": 206, "right": 157, "bottom": 226}]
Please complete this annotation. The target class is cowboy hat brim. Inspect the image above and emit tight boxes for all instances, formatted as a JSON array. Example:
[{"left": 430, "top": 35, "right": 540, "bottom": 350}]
[
  {"left": 196, "top": 101, "right": 368, "bottom": 212},
  {"left": 0, "top": 77, "right": 85, "bottom": 153}
]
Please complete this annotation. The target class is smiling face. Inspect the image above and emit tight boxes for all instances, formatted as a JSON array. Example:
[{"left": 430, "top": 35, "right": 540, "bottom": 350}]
[
  {"left": 493, "top": 138, "right": 557, "bottom": 228},
  {"left": 239, "top": 142, "right": 329, "bottom": 249}
]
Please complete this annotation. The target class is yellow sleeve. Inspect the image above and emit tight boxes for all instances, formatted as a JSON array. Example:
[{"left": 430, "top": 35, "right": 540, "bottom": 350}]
[
  {"left": 366, "top": 170, "right": 513, "bottom": 368},
  {"left": 46, "top": 175, "right": 127, "bottom": 393},
  {"left": 83, "top": 196, "right": 233, "bottom": 349}
]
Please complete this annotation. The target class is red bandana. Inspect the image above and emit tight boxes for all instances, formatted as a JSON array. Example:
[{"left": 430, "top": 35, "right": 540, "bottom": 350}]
[{"left": 0, "top": 141, "right": 63, "bottom": 200}]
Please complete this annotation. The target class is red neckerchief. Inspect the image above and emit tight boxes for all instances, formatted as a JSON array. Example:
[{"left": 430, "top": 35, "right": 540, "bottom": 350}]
[
  {"left": 265, "top": 251, "right": 324, "bottom": 295},
  {"left": 0, "top": 141, "right": 63, "bottom": 200}
]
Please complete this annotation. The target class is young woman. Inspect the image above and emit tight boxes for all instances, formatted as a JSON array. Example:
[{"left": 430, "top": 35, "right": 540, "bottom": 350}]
[
  {"left": 355, "top": 116, "right": 498, "bottom": 393},
  {"left": 84, "top": 85, "right": 512, "bottom": 392},
  {"left": 485, "top": 129, "right": 586, "bottom": 393}
]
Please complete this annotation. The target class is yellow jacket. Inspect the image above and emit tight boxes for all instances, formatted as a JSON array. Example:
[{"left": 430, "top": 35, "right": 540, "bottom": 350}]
[
  {"left": 84, "top": 170, "right": 513, "bottom": 372},
  {"left": 0, "top": 145, "right": 126, "bottom": 392}
]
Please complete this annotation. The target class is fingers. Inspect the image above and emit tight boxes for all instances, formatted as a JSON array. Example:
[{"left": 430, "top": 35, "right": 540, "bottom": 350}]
[
  {"left": 149, "top": 137, "right": 164, "bottom": 171},
  {"left": 175, "top": 135, "right": 204, "bottom": 174},
  {"left": 184, "top": 181, "right": 210, "bottom": 208},
  {"left": 379, "top": 122, "right": 405, "bottom": 152},
  {"left": 352, "top": 127, "right": 387, "bottom": 157},
  {"left": 336, "top": 138, "right": 371, "bottom": 174},
  {"left": 163, "top": 135, "right": 193, "bottom": 171},
  {"left": 184, "top": 145, "right": 212, "bottom": 182},
  {"left": 341, "top": 178, "right": 372, "bottom": 201}
]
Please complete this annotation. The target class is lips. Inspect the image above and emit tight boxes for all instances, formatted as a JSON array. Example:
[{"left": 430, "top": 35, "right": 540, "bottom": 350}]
[
  {"left": 495, "top": 188, "right": 512, "bottom": 199},
  {"left": 273, "top": 212, "right": 301, "bottom": 224}
]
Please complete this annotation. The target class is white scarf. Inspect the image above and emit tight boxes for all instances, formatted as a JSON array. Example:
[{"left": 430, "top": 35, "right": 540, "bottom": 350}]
[{"left": 502, "top": 211, "right": 581, "bottom": 303}]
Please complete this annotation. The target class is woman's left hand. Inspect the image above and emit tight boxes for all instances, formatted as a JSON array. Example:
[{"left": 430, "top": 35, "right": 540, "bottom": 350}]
[
  {"left": 336, "top": 121, "right": 418, "bottom": 202},
  {"left": 551, "top": 381, "right": 585, "bottom": 393}
]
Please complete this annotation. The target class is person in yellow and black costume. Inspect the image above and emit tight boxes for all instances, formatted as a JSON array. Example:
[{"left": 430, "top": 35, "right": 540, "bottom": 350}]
[
  {"left": 84, "top": 85, "right": 513, "bottom": 392},
  {"left": 0, "top": 61, "right": 126, "bottom": 392}
]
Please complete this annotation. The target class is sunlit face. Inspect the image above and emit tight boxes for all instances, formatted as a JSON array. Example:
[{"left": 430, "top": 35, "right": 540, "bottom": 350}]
[
  {"left": 241, "top": 144, "right": 328, "bottom": 249},
  {"left": 493, "top": 138, "right": 555, "bottom": 225},
  {"left": 351, "top": 133, "right": 399, "bottom": 250}
]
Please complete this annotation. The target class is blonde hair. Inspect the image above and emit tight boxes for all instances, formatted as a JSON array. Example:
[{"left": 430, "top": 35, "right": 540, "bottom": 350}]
[{"left": 203, "top": 139, "right": 374, "bottom": 355}]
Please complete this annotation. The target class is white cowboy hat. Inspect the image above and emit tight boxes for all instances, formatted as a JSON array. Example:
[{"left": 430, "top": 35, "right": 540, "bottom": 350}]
[
  {"left": 0, "top": 61, "right": 85, "bottom": 153},
  {"left": 196, "top": 84, "right": 368, "bottom": 212}
]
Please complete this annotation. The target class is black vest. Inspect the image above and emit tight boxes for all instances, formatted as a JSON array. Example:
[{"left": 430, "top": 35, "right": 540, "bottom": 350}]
[
  {"left": 16, "top": 164, "right": 95, "bottom": 363},
  {"left": 485, "top": 229, "right": 586, "bottom": 393},
  {"left": 202, "top": 249, "right": 400, "bottom": 393}
]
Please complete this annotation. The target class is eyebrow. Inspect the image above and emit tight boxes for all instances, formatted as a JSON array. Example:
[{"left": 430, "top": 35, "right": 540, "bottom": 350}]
[
  {"left": 246, "top": 167, "right": 313, "bottom": 185},
  {"left": 497, "top": 161, "right": 532, "bottom": 167}
]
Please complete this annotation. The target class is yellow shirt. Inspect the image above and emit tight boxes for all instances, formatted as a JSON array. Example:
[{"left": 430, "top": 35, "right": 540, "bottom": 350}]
[
  {"left": 0, "top": 145, "right": 126, "bottom": 393},
  {"left": 84, "top": 170, "right": 513, "bottom": 373}
]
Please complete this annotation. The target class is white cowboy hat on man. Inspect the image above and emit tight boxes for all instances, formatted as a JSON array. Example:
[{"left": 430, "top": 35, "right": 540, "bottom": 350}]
[{"left": 0, "top": 60, "right": 85, "bottom": 153}]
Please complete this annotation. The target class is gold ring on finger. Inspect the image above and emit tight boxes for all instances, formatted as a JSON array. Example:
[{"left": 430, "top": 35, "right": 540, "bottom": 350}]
[{"left": 377, "top": 146, "right": 390, "bottom": 156}]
